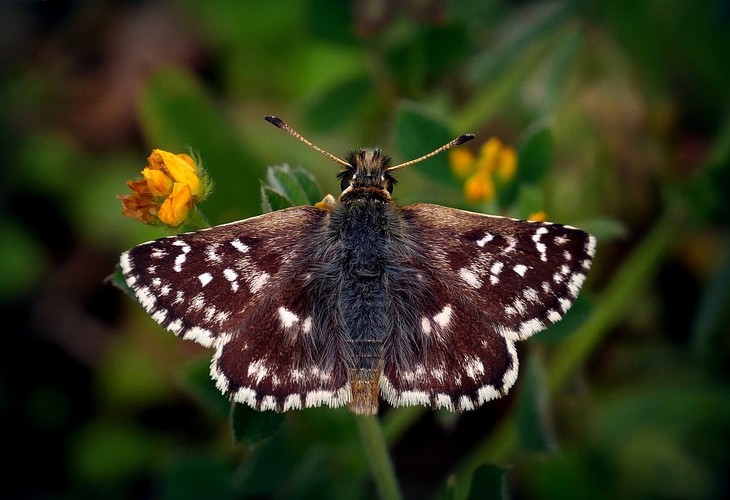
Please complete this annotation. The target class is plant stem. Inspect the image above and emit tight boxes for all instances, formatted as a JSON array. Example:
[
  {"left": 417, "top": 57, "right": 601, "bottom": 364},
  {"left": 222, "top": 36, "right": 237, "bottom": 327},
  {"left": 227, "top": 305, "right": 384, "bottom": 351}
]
[{"left": 356, "top": 415, "right": 403, "bottom": 500}]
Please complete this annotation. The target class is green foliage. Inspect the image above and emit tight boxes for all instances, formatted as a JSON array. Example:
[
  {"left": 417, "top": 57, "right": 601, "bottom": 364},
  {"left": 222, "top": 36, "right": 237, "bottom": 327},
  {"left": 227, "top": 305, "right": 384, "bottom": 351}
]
[
  {"left": 231, "top": 404, "right": 285, "bottom": 446},
  {"left": 394, "top": 102, "right": 457, "bottom": 186},
  {"left": 467, "top": 464, "right": 510, "bottom": 500},
  {"left": 3, "top": 0, "right": 730, "bottom": 498},
  {"left": 260, "top": 164, "right": 324, "bottom": 211}
]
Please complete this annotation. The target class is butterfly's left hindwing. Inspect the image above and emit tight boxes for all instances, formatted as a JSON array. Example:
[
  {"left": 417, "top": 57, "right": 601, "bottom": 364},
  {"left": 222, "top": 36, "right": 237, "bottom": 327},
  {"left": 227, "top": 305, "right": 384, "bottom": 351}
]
[
  {"left": 120, "top": 206, "right": 350, "bottom": 411},
  {"left": 380, "top": 204, "right": 596, "bottom": 411}
]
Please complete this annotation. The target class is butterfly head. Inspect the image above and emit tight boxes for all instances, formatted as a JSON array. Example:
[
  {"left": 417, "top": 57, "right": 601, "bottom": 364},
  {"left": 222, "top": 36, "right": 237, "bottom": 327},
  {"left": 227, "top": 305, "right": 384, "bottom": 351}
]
[
  {"left": 264, "top": 115, "right": 475, "bottom": 200},
  {"left": 338, "top": 149, "right": 397, "bottom": 195}
]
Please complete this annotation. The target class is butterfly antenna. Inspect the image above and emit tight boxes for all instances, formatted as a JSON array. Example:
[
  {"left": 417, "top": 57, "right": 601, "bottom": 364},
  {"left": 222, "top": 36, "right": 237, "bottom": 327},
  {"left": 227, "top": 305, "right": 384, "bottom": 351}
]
[
  {"left": 386, "top": 134, "right": 475, "bottom": 172},
  {"left": 265, "top": 116, "right": 352, "bottom": 168}
]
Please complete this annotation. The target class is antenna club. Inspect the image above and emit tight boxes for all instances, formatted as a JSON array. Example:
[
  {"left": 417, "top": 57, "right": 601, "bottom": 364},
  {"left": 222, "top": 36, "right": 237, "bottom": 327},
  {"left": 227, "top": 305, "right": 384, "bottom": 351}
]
[
  {"left": 456, "top": 134, "right": 476, "bottom": 145},
  {"left": 264, "top": 115, "right": 285, "bottom": 128}
]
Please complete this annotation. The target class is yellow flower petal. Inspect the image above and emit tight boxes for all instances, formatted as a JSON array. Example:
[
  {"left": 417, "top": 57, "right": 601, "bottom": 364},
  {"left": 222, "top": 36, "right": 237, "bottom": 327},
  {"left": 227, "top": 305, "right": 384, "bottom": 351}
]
[
  {"left": 141, "top": 167, "right": 174, "bottom": 197},
  {"left": 158, "top": 183, "right": 192, "bottom": 226},
  {"left": 147, "top": 150, "right": 166, "bottom": 171},
  {"left": 464, "top": 172, "right": 495, "bottom": 202},
  {"left": 154, "top": 149, "right": 203, "bottom": 197},
  {"left": 176, "top": 153, "right": 197, "bottom": 170},
  {"left": 449, "top": 149, "right": 476, "bottom": 178},
  {"left": 528, "top": 210, "right": 547, "bottom": 222},
  {"left": 480, "top": 137, "right": 503, "bottom": 162},
  {"left": 497, "top": 147, "right": 517, "bottom": 181}
]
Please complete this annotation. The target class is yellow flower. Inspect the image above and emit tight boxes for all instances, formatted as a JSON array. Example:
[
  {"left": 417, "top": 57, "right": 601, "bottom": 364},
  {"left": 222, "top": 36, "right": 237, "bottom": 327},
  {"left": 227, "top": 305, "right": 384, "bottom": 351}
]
[
  {"left": 497, "top": 147, "right": 517, "bottom": 181},
  {"left": 119, "top": 148, "right": 210, "bottom": 227},
  {"left": 480, "top": 137, "right": 503, "bottom": 160},
  {"left": 141, "top": 167, "right": 174, "bottom": 197},
  {"left": 151, "top": 150, "right": 203, "bottom": 197},
  {"left": 529, "top": 211, "right": 547, "bottom": 222},
  {"left": 158, "top": 183, "right": 193, "bottom": 226},
  {"left": 464, "top": 172, "right": 495, "bottom": 203},
  {"left": 454, "top": 136, "right": 517, "bottom": 204},
  {"left": 449, "top": 149, "right": 476, "bottom": 178}
]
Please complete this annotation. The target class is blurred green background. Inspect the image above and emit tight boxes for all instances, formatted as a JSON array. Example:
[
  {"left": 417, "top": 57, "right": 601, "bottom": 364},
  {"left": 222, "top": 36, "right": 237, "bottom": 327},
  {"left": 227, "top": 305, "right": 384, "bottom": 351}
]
[{"left": 2, "top": 0, "right": 729, "bottom": 498}]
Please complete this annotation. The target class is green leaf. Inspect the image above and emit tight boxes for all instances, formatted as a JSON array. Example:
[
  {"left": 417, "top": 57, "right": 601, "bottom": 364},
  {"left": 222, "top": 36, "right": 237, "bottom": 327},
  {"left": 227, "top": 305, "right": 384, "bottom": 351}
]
[
  {"left": 260, "top": 183, "right": 294, "bottom": 213},
  {"left": 180, "top": 358, "right": 231, "bottom": 420},
  {"left": 231, "top": 403, "right": 285, "bottom": 445},
  {"left": 160, "top": 454, "right": 235, "bottom": 500},
  {"left": 467, "top": 464, "right": 510, "bottom": 500},
  {"left": 515, "top": 352, "right": 556, "bottom": 453},
  {"left": 106, "top": 264, "right": 133, "bottom": 298},
  {"left": 266, "top": 165, "right": 311, "bottom": 206},
  {"left": 304, "top": 75, "right": 374, "bottom": 132},
  {"left": 516, "top": 125, "right": 554, "bottom": 185},
  {"left": 394, "top": 102, "right": 460, "bottom": 187},
  {"left": 580, "top": 216, "right": 629, "bottom": 243},
  {"left": 306, "top": 0, "right": 357, "bottom": 45},
  {"left": 533, "top": 295, "right": 593, "bottom": 344},
  {"left": 290, "top": 165, "right": 324, "bottom": 204}
]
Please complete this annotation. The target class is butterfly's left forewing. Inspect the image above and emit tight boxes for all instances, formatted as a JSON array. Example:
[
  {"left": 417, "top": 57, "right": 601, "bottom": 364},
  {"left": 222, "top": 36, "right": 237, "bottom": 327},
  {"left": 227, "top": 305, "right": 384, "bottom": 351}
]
[
  {"left": 121, "top": 206, "right": 350, "bottom": 411},
  {"left": 380, "top": 203, "right": 596, "bottom": 411}
]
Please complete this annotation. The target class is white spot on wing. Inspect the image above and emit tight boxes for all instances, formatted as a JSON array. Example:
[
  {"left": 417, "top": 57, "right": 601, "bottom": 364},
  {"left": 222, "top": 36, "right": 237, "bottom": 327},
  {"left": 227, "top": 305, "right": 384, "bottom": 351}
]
[
  {"left": 305, "top": 390, "right": 335, "bottom": 407},
  {"left": 260, "top": 395, "right": 277, "bottom": 411},
  {"left": 513, "top": 264, "right": 528, "bottom": 276},
  {"left": 433, "top": 305, "right": 452, "bottom": 328},
  {"left": 519, "top": 318, "right": 544, "bottom": 338},
  {"left": 248, "top": 360, "right": 269, "bottom": 383},
  {"left": 223, "top": 268, "right": 239, "bottom": 292},
  {"left": 459, "top": 268, "right": 482, "bottom": 288},
  {"left": 231, "top": 239, "right": 249, "bottom": 253},
  {"left": 198, "top": 272, "right": 213, "bottom": 287},
  {"left": 477, "top": 385, "right": 501, "bottom": 404},
  {"left": 233, "top": 387, "right": 257, "bottom": 407},
  {"left": 284, "top": 394, "right": 302, "bottom": 411},
  {"left": 168, "top": 319, "right": 183, "bottom": 333},
  {"left": 249, "top": 272, "right": 270, "bottom": 293},
  {"left": 476, "top": 233, "right": 494, "bottom": 247},
  {"left": 568, "top": 272, "right": 586, "bottom": 297},
  {"left": 465, "top": 357, "right": 485, "bottom": 380},
  {"left": 421, "top": 316, "right": 432, "bottom": 334},
  {"left": 278, "top": 307, "right": 299, "bottom": 328},
  {"left": 185, "top": 326, "right": 214, "bottom": 347},
  {"left": 523, "top": 287, "right": 539, "bottom": 303},
  {"left": 172, "top": 240, "right": 191, "bottom": 272},
  {"left": 174, "top": 253, "right": 187, "bottom": 272},
  {"left": 547, "top": 309, "right": 562, "bottom": 322},
  {"left": 435, "top": 394, "right": 454, "bottom": 410},
  {"left": 206, "top": 244, "right": 222, "bottom": 263}
]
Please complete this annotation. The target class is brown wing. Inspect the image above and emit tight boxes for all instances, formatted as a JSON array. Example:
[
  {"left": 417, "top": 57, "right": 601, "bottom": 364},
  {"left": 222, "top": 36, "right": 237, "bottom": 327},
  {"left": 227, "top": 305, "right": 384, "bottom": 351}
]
[
  {"left": 380, "top": 203, "right": 596, "bottom": 411},
  {"left": 120, "top": 206, "right": 350, "bottom": 411}
]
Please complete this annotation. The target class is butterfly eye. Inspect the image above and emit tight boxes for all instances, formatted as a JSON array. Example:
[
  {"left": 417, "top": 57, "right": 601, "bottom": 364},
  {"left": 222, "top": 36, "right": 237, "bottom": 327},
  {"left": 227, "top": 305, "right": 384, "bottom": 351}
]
[{"left": 340, "top": 173, "right": 354, "bottom": 191}]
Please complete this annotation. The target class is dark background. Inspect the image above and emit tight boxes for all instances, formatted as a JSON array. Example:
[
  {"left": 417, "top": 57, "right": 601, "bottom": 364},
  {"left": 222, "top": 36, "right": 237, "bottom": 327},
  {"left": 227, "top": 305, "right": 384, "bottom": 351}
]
[{"left": 2, "top": 1, "right": 729, "bottom": 498}]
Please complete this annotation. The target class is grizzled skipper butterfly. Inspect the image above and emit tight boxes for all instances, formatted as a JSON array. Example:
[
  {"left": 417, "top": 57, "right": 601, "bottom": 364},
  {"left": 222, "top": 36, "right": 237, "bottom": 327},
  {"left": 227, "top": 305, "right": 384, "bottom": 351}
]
[{"left": 120, "top": 116, "right": 596, "bottom": 415}]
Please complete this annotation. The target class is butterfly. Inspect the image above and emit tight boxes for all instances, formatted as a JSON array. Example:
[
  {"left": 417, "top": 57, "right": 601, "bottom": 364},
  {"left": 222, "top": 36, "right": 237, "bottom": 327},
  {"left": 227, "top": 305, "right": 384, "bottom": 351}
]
[{"left": 119, "top": 116, "right": 596, "bottom": 415}]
